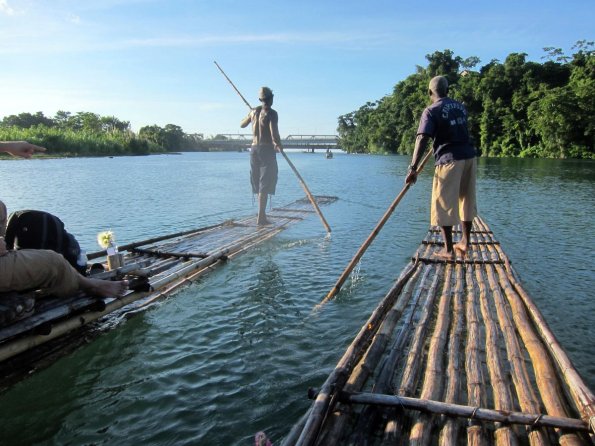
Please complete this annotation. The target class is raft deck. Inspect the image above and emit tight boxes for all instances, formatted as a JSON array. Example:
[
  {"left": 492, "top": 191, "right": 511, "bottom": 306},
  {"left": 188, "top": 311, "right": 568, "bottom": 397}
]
[
  {"left": 0, "top": 196, "right": 337, "bottom": 376},
  {"left": 288, "top": 217, "right": 594, "bottom": 445}
]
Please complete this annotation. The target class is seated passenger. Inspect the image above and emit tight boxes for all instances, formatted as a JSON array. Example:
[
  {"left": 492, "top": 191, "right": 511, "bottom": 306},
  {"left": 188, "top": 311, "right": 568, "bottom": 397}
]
[{"left": 0, "top": 141, "right": 127, "bottom": 299}]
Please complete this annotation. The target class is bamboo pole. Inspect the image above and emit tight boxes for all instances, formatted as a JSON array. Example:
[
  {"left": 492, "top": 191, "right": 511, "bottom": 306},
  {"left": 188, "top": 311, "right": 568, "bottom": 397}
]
[
  {"left": 439, "top": 263, "right": 465, "bottom": 446},
  {"left": 485, "top": 263, "right": 550, "bottom": 446},
  {"left": 474, "top": 218, "right": 585, "bottom": 446},
  {"left": 279, "top": 151, "right": 332, "bottom": 233},
  {"left": 319, "top": 263, "right": 423, "bottom": 445},
  {"left": 475, "top": 265, "right": 518, "bottom": 445},
  {"left": 495, "top": 265, "right": 584, "bottom": 446},
  {"left": 465, "top": 265, "right": 488, "bottom": 446},
  {"left": 316, "top": 149, "right": 433, "bottom": 308},
  {"left": 334, "top": 257, "right": 428, "bottom": 445},
  {"left": 480, "top": 223, "right": 595, "bottom": 435},
  {"left": 339, "top": 392, "right": 591, "bottom": 433},
  {"left": 294, "top": 261, "right": 418, "bottom": 446},
  {"left": 383, "top": 264, "right": 442, "bottom": 443},
  {"left": 409, "top": 264, "right": 453, "bottom": 445},
  {"left": 87, "top": 222, "right": 227, "bottom": 260}
]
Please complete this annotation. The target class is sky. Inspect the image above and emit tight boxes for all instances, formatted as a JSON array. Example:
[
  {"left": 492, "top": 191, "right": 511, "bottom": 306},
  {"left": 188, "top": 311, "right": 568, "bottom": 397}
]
[{"left": 1, "top": 0, "right": 593, "bottom": 137}]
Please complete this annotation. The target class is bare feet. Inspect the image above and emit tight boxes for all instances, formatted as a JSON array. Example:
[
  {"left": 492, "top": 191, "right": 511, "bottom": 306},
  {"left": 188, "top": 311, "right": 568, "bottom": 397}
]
[
  {"left": 454, "top": 243, "right": 469, "bottom": 258},
  {"left": 434, "top": 249, "right": 455, "bottom": 261},
  {"left": 82, "top": 278, "right": 128, "bottom": 298},
  {"left": 257, "top": 218, "right": 272, "bottom": 227}
]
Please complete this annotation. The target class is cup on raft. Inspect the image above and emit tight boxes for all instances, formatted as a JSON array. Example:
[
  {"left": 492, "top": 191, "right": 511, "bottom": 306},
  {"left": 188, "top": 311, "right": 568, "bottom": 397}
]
[{"left": 107, "top": 253, "right": 125, "bottom": 270}]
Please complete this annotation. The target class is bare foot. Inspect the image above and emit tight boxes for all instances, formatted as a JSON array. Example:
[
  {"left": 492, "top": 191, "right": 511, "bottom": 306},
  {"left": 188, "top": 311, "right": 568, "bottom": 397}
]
[
  {"left": 257, "top": 218, "right": 272, "bottom": 227},
  {"left": 454, "top": 243, "right": 469, "bottom": 258},
  {"left": 434, "top": 249, "right": 455, "bottom": 261},
  {"left": 83, "top": 278, "right": 128, "bottom": 298}
]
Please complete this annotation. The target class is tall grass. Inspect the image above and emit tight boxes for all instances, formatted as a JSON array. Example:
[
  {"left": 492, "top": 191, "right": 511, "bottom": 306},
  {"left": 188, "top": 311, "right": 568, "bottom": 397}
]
[{"left": 0, "top": 126, "right": 162, "bottom": 156}]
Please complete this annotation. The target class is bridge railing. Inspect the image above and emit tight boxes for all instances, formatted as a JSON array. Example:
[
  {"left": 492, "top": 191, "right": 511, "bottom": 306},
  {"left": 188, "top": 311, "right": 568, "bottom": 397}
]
[{"left": 205, "top": 134, "right": 341, "bottom": 151}]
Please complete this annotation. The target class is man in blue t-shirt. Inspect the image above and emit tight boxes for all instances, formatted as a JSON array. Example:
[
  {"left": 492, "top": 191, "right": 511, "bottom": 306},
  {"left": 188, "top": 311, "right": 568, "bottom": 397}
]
[{"left": 405, "top": 76, "right": 478, "bottom": 260}]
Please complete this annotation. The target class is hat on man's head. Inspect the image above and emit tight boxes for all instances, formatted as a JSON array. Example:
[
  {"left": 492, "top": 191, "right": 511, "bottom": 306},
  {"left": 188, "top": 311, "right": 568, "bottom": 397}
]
[
  {"left": 429, "top": 76, "right": 448, "bottom": 97},
  {"left": 259, "top": 87, "right": 273, "bottom": 100}
]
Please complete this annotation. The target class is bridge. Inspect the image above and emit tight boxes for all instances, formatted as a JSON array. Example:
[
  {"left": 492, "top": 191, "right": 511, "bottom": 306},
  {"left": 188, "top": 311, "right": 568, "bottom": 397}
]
[{"left": 204, "top": 134, "right": 340, "bottom": 152}]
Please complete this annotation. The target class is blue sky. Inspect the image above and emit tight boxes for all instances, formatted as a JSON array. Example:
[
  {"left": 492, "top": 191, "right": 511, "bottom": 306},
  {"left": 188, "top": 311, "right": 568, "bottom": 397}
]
[{"left": 1, "top": 0, "right": 593, "bottom": 137}]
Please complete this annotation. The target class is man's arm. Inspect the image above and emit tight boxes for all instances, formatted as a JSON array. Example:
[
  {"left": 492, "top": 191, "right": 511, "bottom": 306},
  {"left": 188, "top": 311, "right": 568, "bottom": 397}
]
[
  {"left": 405, "top": 134, "right": 431, "bottom": 184},
  {"left": 240, "top": 106, "right": 262, "bottom": 129},
  {"left": 269, "top": 111, "right": 283, "bottom": 152},
  {"left": 0, "top": 141, "right": 46, "bottom": 158}
]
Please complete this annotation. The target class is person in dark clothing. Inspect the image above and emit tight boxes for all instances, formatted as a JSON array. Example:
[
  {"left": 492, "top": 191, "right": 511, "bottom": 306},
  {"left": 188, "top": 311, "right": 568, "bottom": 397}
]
[
  {"left": 1, "top": 141, "right": 128, "bottom": 298},
  {"left": 405, "top": 76, "right": 478, "bottom": 260}
]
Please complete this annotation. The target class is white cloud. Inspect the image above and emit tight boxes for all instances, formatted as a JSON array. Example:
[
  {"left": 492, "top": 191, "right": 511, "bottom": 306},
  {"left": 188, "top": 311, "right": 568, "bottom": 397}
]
[{"left": 0, "top": 0, "right": 15, "bottom": 15}]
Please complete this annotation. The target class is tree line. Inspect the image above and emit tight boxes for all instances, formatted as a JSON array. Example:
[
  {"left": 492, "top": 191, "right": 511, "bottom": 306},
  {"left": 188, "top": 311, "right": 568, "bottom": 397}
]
[
  {"left": 0, "top": 110, "right": 212, "bottom": 156},
  {"left": 338, "top": 41, "right": 594, "bottom": 159}
]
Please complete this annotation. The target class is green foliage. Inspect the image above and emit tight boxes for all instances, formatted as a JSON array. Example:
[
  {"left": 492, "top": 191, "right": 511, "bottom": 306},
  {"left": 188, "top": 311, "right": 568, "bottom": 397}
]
[
  {"left": 0, "top": 110, "right": 208, "bottom": 156},
  {"left": 337, "top": 41, "right": 594, "bottom": 159}
]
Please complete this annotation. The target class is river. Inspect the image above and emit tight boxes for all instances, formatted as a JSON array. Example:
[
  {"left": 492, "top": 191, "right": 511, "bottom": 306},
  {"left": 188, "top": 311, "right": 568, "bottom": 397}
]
[{"left": 0, "top": 152, "right": 593, "bottom": 445}]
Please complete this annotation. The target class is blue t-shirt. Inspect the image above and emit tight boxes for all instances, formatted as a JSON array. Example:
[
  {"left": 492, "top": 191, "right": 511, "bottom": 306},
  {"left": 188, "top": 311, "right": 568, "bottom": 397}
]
[{"left": 417, "top": 97, "right": 477, "bottom": 165}]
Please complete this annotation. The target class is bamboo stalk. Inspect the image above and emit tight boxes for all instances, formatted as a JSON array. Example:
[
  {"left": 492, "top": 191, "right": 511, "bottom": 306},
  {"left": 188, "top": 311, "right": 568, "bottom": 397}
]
[
  {"left": 465, "top": 265, "right": 488, "bottom": 445},
  {"left": 409, "top": 264, "right": 453, "bottom": 445},
  {"left": 496, "top": 263, "right": 585, "bottom": 446},
  {"left": 319, "top": 263, "right": 423, "bottom": 445},
  {"left": 439, "top": 263, "right": 465, "bottom": 446},
  {"left": 475, "top": 265, "right": 518, "bottom": 445},
  {"left": 398, "top": 265, "right": 442, "bottom": 394},
  {"left": 339, "top": 392, "right": 590, "bottom": 433},
  {"left": 382, "top": 264, "right": 443, "bottom": 443},
  {"left": 316, "top": 149, "right": 433, "bottom": 308},
  {"left": 473, "top": 218, "right": 585, "bottom": 446},
  {"left": 87, "top": 222, "right": 228, "bottom": 260},
  {"left": 342, "top": 258, "right": 430, "bottom": 445},
  {"left": 131, "top": 225, "right": 288, "bottom": 311},
  {"left": 483, "top": 231, "right": 595, "bottom": 434},
  {"left": 280, "top": 151, "right": 332, "bottom": 233},
  {"left": 294, "top": 261, "right": 419, "bottom": 446},
  {"left": 485, "top": 263, "right": 550, "bottom": 446}
]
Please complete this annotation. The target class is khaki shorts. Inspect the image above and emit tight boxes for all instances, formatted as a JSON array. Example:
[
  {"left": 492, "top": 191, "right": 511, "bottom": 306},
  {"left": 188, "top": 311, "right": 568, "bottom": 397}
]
[
  {"left": 0, "top": 249, "right": 80, "bottom": 297},
  {"left": 431, "top": 158, "right": 477, "bottom": 226}
]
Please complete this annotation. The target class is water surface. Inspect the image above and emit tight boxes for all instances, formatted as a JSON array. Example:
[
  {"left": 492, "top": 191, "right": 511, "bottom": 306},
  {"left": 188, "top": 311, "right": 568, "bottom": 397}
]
[{"left": 0, "top": 152, "right": 593, "bottom": 445}]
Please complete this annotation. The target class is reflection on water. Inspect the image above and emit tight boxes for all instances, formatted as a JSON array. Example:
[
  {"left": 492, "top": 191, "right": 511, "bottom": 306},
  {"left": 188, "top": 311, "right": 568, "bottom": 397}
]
[{"left": 0, "top": 152, "right": 593, "bottom": 445}]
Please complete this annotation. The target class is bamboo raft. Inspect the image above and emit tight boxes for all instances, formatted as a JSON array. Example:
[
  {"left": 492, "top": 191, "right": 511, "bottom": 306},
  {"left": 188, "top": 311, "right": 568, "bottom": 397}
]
[
  {"left": 0, "top": 196, "right": 337, "bottom": 379},
  {"left": 287, "top": 217, "right": 595, "bottom": 445}
]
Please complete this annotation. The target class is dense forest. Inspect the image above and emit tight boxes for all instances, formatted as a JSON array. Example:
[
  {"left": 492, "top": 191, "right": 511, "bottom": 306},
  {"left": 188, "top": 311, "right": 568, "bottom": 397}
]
[{"left": 338, "top": 41, "right": 594, "bottom": 159}]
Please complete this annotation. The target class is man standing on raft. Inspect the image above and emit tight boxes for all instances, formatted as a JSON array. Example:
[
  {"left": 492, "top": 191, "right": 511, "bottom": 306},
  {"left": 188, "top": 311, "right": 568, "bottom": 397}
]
[
  {"left": 405, "top": 75, "right": 479, "bottom": 260},
  {"left": 240, "top": 87, "right": 284, "bottom": 226}
]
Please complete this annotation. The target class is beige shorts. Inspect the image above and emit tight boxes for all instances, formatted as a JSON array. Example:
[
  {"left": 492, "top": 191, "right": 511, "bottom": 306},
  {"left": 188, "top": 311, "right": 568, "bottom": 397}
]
[
  {"left": 431, "top": 158, "right": 477, "bottom": 226},
  {"left": 0, "top": 249, "right": 80, "bottom": 297}
]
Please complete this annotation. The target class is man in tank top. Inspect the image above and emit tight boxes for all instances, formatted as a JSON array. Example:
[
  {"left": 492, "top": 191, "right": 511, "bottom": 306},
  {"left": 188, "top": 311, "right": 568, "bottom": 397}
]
[
  {"left": 0, "top": 141, "right": 128, "bottom": 299},
  {"left": 240, "top": 87, "right": 284, "bottom": 226},
  {"left": 405, "top": 76, "right": 478, "bottom": 260}
]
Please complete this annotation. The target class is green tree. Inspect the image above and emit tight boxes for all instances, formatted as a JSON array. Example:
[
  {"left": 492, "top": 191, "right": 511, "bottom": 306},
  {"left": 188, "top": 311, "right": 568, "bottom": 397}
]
[{"left": 1, "top": 111, "right": 53, "bottom": 128}]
